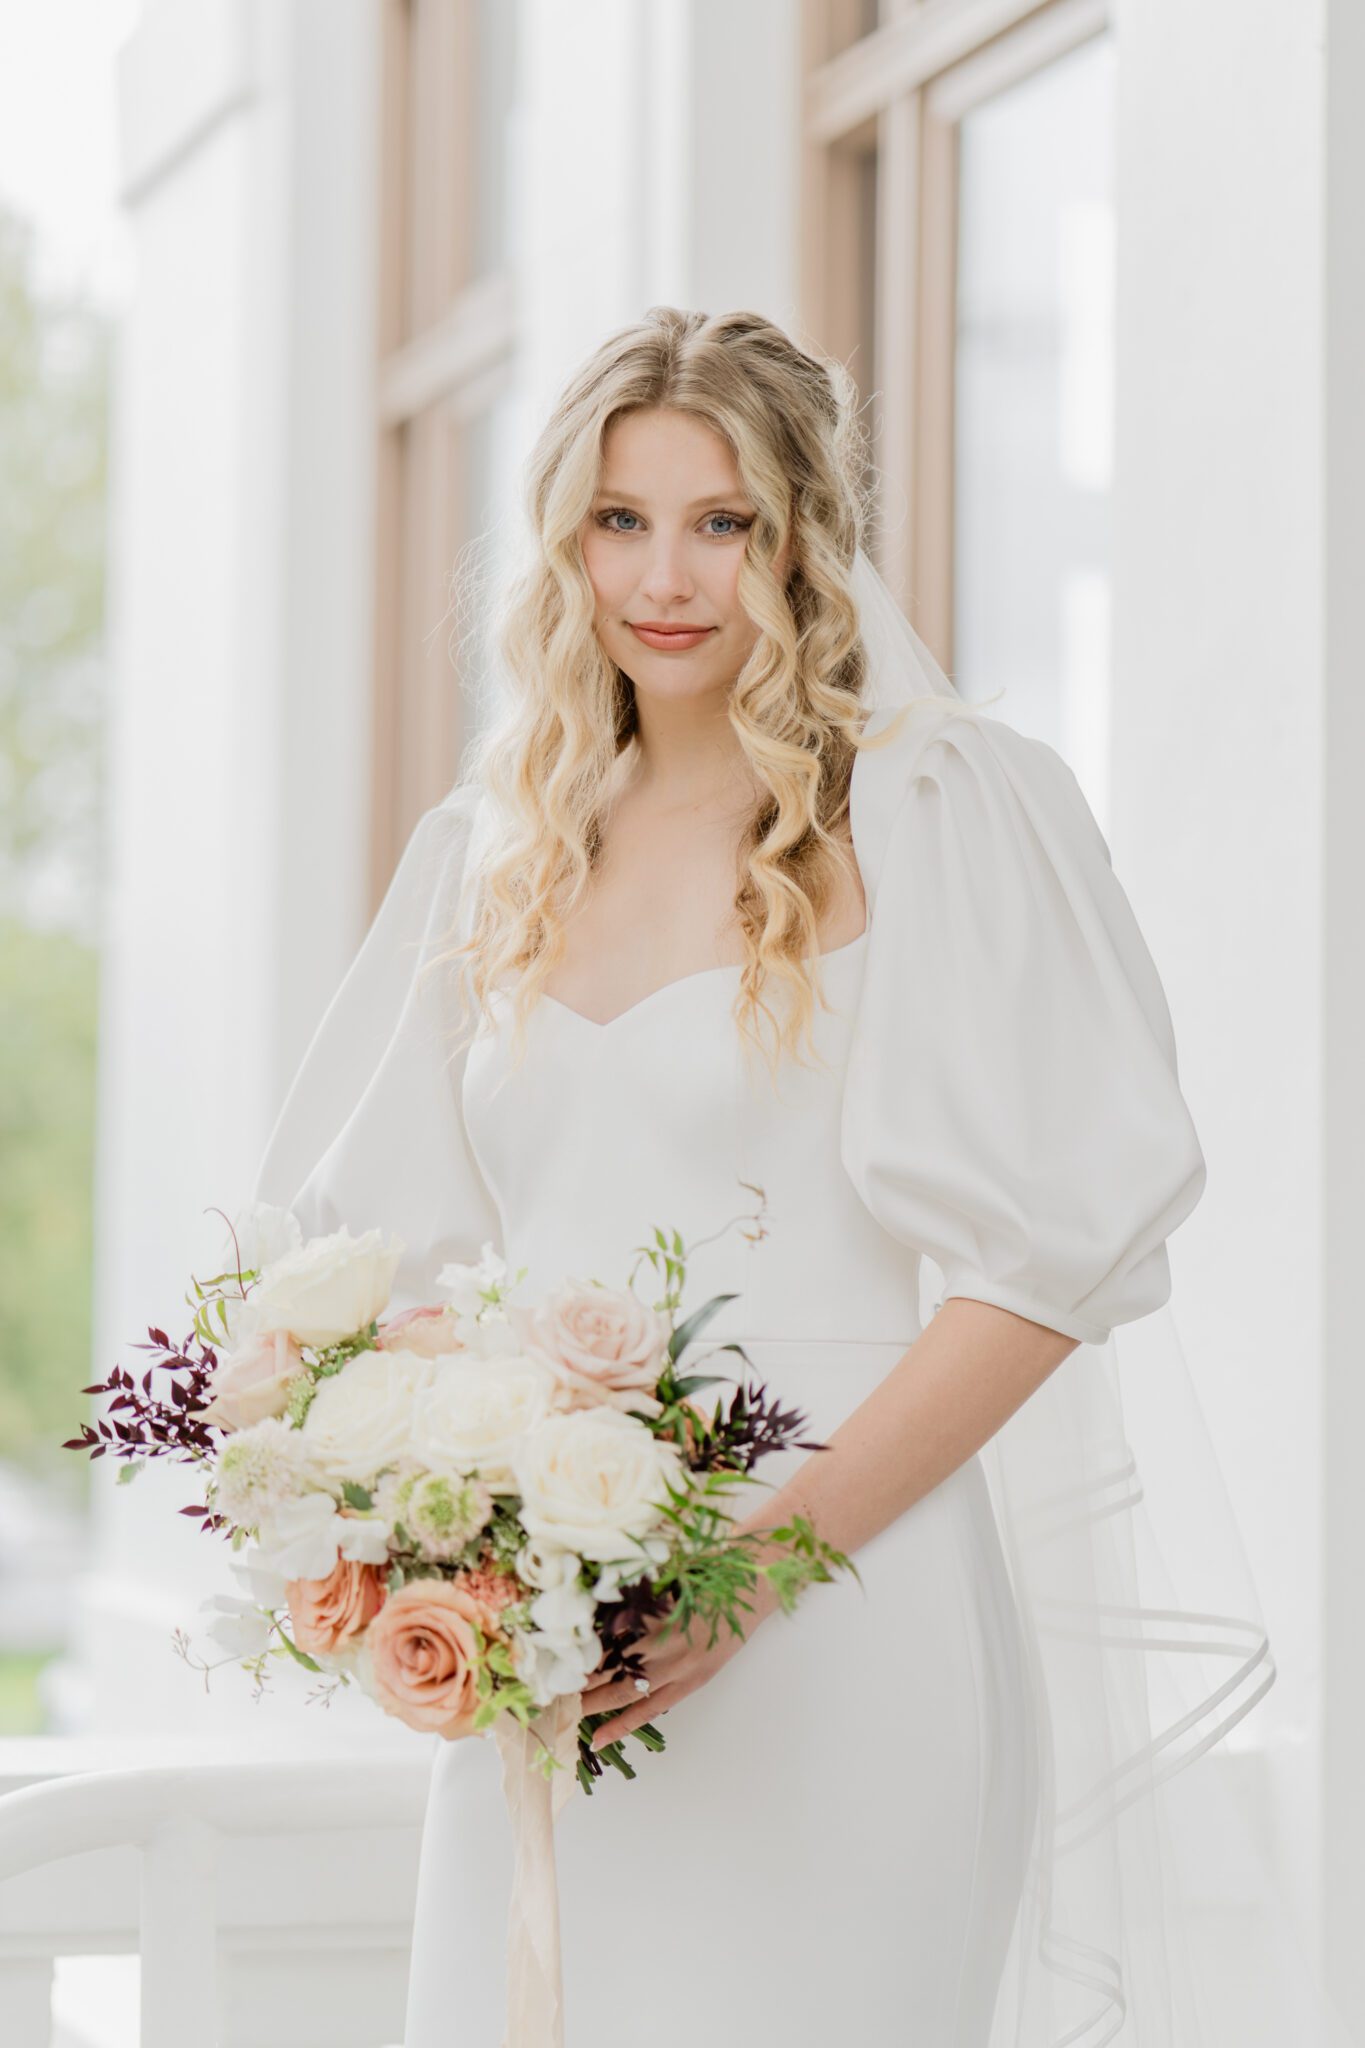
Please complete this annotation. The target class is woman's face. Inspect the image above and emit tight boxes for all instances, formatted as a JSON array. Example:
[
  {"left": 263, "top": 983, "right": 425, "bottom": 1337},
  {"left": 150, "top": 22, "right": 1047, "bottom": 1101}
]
[{"left": 579, "top": 406, "right": 789, "bottom": 702}]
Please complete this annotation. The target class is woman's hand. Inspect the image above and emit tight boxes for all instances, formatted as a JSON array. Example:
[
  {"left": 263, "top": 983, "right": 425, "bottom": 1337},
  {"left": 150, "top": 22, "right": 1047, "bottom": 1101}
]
[{"left": 579, "top": 1545, "right": 781, "bottom": 1751}]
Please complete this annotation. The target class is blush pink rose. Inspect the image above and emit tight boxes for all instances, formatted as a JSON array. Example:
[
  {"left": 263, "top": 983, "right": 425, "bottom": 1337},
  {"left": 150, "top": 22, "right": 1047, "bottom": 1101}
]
[
  {"left": 285, "top": 1554, "right": 387, "bottom": 1656},
  {"left": 375, "top": 1304, "right": 466, "bottom": 1360},
  {"left": 202, "top": 1328, "right": 306, "bottom": 1431},
  {"left": 364, "top": 1578, "right": 501, "bottom": 1738},
  {"left": 511, "top": 1283, "right": 668, "bottom": 1416}
]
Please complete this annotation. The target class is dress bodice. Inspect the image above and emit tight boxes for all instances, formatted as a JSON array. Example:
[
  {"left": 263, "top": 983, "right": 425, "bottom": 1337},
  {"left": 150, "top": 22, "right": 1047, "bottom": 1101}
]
[{"left": 461, "top": 934, "right": 928, "bottom": 1351}]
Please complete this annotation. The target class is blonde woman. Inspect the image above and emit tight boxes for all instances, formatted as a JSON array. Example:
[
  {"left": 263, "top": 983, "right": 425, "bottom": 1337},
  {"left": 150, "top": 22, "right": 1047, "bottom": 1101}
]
[{"left": 251, "top": 309, "right": 1268, "bottom": 2044}]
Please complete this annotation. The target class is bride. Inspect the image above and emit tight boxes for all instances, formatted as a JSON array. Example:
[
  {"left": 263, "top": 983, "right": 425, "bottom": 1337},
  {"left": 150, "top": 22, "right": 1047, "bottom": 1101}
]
[{"left": 250, "top": 307, "right": 1339, "bottom": 2045}]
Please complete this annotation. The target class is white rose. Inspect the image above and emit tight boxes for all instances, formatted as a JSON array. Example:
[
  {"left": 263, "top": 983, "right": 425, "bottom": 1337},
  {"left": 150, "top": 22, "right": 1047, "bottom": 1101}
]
[
  {"left": 511, "top": 1408, "right": 685, "bottom": 1563},
  {"left": 252, "top": 1226, "right": 403, "bottom": 1347},
  {"left": 300, "top": 1347, "right": 435, "bottom": 1483},
  {"left": 410, "top": 1352, "right": 558, "bottom": 1491}
]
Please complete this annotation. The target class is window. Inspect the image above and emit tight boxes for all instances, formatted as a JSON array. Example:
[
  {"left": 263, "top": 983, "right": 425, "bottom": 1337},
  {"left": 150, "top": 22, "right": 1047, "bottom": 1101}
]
[
  {"left": 802, "top": 0, "right": 1115, "bottom": 786},
  {"left": 371, "top": 0, "right": 519, "bottom": 908}
]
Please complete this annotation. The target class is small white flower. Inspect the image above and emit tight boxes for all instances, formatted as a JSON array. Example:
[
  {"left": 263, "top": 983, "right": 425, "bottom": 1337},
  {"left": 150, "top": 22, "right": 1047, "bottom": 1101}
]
[
  {"left": 336, "top": 1512, "right": 393, "bottom": 1566},
  {"left": 252, "top": 1492, "right": 347, "bottom": 1580},
  {"left": 436, "top": 1240, "right": 510, "bottom": 1320},
  {"left": 221, "top": 1202, "right": 303, "bottom": 1287},
  {"left": 516, "top": 1533, "right": 580, "bottom": 1591},
  {"left": 590, "top": 1540, "right": 667, "bottom": 1603},
  {"left": 213, "top": 1416, "right": 315, "bottom": 1527},
  {"left": 527, "top": 1575, "right": 596, "bottom": 1641},
  {"left": 228, "top": 1549, "right": 290, "bottom": 1611},
  {"left": 508, "top": 1623, "right": 599, "bottom": 1708},
  {"left": 199, "top": 1591, "right": 274, "bottom": 1658}
]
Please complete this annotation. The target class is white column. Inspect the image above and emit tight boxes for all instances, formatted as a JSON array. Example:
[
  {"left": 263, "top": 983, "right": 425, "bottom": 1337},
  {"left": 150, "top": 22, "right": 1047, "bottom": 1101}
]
[
  {"left": 71, "top": 0, "right": 390, "bottom": 1741},
  {"left": 1111, "top": 0, "right": 1360, "bottom": 2006}
]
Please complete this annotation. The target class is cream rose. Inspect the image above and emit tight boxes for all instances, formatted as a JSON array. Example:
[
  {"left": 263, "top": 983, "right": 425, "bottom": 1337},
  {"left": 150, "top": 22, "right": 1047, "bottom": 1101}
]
[
  {"left": 410, "top": 1352, "right": 558, "bottom": 1491},
  {"left": 511, "top": 1407, "right": 684, "bottom": 1562},
  {"left": 202, "top": 1328, "right": 306, "bottom": 1432},
  {"left": 512, "top": 1283, "right": 669, "bottom": 1416},
  {"left": 300, "top": 1347, "right": 435, "bottom": 1483},
  {"left": 252, "top": 1226, "right": 402, "bottom": 1348},
  {"left": 363, "top": 1578, "right": 501, "bottom": 1738}
]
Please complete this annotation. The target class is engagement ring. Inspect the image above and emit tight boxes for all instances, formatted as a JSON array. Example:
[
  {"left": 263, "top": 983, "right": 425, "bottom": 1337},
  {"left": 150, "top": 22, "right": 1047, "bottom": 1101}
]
[{"left": 633, "top": 1676, "right": 651, "bottom": 1694}]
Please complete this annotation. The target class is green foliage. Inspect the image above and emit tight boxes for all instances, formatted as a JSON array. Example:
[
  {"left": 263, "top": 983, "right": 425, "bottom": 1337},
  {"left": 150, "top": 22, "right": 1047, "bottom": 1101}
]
[
  {"left": 0, "top": 201, "right": 110, "bottom": 1494},
  {"left": 0, "top": 914, "right": 99, "bottom": 1483},
  {"left": 0, "top": 207, "right": 109, "bottom": 919}
]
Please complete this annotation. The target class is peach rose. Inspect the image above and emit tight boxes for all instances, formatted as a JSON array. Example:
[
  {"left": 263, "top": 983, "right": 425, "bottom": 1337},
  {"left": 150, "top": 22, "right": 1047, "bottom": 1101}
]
[
  {"left": 511, "top": 1282, "right": 668, "bottom": 1416},
  {"left": 363, "top": 1578, "right": 501, "bottom": 1738},
  {"left": 202, "top": 1328, "right": 306, "bottom": 1432},
  {"left": 285, "top": 1553, "right": 387, "bottom": 1656},
  {"left": 376, "top": 1304, "right": 466, "bottom": 1361}
]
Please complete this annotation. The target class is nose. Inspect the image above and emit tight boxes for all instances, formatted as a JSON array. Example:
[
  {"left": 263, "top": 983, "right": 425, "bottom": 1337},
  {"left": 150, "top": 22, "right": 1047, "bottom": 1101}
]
[{"left": 637, "top": 530, "right": 696, "bottom": 607}]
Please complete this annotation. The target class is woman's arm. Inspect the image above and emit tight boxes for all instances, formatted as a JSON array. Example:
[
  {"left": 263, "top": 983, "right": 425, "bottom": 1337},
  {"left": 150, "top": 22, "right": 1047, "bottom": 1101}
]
[
  {"left": 735, "top": 1297, "right": 1079, "bottom": 1618},
  {"left": 582, "top": 1298, "right": 1078, "bottom": 1745}
]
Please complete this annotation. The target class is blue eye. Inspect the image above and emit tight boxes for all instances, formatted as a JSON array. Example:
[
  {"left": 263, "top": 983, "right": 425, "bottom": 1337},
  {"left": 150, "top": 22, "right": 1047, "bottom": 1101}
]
[{"left": 594, "top": 506, "right": 754, "bottom": 538}]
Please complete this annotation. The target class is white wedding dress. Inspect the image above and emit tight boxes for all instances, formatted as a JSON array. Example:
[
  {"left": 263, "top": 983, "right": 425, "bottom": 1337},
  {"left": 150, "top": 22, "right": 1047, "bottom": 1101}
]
[
  {"left": 390, "top": 695, "right": 1207, "bottom": 2048},
  {"left": 405, "top": 911, "right": 1048, "bottom": 2047},
  {"left": 251, "top": 589, "right": 1342, "bottom": 2042}
]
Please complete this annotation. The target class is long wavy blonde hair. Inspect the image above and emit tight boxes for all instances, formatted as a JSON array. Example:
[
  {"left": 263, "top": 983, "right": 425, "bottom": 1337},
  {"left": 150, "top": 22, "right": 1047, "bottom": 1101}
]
[{"left": 432, "top": 305, "right": 905, "bottom": 1084}]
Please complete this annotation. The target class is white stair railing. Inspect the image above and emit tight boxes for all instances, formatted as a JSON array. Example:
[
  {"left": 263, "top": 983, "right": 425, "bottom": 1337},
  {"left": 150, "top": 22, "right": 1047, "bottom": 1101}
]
[{"left": 0, "top": 1745, "right": 434, "bottom": 2048}]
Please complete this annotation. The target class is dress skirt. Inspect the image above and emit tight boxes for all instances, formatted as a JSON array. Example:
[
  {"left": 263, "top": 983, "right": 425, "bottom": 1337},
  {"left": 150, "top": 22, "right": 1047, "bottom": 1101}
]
[{"left": 402, "top": 1337, "right": 1040, "bottom": 2048}]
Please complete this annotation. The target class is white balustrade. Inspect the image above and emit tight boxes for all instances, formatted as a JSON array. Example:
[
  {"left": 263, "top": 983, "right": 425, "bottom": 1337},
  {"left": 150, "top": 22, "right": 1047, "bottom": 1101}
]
[{"left": 0, "top": 1737, "right": 436, "bottom": 2048}]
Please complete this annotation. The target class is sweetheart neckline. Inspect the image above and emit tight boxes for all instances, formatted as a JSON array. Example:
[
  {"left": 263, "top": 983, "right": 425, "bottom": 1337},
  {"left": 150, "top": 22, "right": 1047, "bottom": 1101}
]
[{"left": 537, "top": 927, "right": 870, "bottom": 1033}]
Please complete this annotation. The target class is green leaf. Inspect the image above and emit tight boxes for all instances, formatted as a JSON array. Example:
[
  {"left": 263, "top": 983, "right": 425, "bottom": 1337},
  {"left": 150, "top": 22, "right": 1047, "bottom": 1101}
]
[
  {"left": 115, "top": 1459, "right": 145, "bottom": 1485},
  {"left": 667, "top": 1292, "right": 740, "bottom": 1363},
  {"left": 341, "top": 1480, "right": 373, "bottom": 1511}
]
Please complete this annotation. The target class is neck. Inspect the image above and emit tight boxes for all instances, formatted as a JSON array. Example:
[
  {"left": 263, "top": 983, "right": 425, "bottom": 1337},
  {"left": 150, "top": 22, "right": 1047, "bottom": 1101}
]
[{"left": 624, "top": 689, "right": 760, "bottom": 809}]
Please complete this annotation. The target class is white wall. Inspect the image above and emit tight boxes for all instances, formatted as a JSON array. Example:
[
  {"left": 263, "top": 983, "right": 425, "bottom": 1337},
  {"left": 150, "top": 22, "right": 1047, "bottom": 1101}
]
[{"left": 1111, "top": 0, "right": 1365, "bottom": 2008}]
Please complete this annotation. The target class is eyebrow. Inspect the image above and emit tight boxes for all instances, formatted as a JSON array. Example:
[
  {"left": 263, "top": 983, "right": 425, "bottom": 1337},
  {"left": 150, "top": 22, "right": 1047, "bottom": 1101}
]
[{"left": 591, "top": 488, "right": 754, "bottom": 511}]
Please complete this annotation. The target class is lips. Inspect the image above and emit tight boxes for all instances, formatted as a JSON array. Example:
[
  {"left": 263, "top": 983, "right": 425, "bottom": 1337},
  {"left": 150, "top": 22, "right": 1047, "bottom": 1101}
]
[{"left": 628, "top": 623, "right": 717, "bottom": 651}]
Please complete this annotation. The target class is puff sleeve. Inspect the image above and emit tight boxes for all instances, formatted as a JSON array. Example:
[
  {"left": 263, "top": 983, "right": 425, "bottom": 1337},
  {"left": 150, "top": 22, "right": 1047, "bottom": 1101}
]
[
  {"left": 839, "top": 709, "right": 1206, "bottom": 1347},
  {"left": 249, "top": 785, "right": 503, "bottom": 1314}
]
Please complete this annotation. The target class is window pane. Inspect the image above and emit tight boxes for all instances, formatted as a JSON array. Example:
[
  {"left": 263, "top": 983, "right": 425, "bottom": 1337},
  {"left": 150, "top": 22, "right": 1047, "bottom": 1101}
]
[
  {"left": 953, "top": 32, "right": 1116, "bottom": 812},
  {"left": 472, "top": 0, "right": 519, "bottom": 281}
]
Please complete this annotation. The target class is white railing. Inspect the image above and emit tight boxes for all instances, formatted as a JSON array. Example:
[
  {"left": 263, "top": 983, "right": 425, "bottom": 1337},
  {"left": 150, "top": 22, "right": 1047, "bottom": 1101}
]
[{"left": 0, "top": 1737, "right": 435, "bottom": 2048}]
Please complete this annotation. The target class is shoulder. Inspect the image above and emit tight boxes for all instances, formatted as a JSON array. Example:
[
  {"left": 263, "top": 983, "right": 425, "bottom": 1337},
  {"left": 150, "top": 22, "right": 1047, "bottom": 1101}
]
[{"left": 853, "top": 698, "right": 1111, "bottom": 914}]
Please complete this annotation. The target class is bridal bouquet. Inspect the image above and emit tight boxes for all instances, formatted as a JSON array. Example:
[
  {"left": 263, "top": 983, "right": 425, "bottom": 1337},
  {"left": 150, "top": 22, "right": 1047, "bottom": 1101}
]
[{"left": 64, "top": 1202, "right": 858, "bottom": 1791}]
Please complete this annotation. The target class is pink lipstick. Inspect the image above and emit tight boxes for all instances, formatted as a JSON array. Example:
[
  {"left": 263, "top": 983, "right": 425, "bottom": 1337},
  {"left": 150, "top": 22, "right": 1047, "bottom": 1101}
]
[{"left": 628, "top": 622, "right": 717, "bottom": 651}]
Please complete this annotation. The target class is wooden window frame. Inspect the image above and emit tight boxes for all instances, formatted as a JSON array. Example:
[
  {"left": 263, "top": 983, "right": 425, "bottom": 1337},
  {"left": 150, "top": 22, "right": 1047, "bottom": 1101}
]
[
  {"left": 801, "top": 0, "right": 1110, "bottom": 668},
  {"left": 371, "top": 0, "right": 518, "bottom": 912}
]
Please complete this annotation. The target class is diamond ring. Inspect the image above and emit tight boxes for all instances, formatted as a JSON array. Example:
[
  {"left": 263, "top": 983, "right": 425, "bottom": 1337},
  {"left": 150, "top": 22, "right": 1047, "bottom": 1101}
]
[{"left": 633, "top": 1676, "right": 651, "bottom": 1695}]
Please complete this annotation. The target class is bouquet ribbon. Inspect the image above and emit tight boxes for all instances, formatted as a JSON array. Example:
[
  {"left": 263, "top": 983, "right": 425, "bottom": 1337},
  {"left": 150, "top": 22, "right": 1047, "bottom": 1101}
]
[{"left": 491, "top": 1690, "right": 584, "bottom": 2048}]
